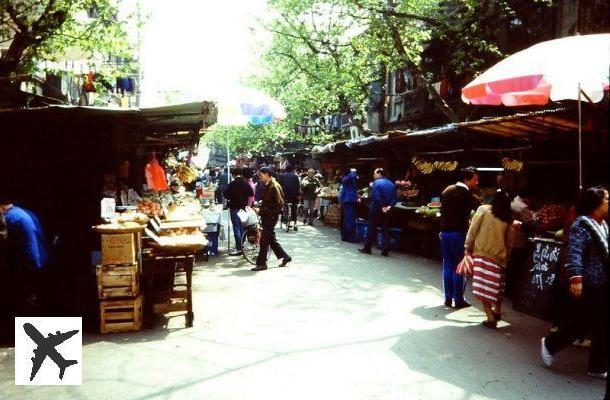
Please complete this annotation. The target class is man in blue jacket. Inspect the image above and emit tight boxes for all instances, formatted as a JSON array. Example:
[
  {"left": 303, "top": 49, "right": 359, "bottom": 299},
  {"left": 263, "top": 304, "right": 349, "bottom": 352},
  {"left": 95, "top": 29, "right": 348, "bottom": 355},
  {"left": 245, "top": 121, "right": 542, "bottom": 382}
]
[
  {"left": 359, "top": 168, "right": 396, "bottom": 256},
  {"left": 0, "top": 197, "right": 51, "bottom": 316},
  {"left": 340, "top": 168, "right": 359, "bottom": 242}
]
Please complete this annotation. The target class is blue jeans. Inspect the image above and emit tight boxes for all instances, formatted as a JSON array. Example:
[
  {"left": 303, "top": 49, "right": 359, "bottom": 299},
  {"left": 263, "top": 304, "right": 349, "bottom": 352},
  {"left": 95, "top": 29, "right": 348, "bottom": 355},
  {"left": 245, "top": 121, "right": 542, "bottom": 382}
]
[
  {"left": 440, "top": 231, "right": 467, "bottom": 304},
  {"left": 230, "top": 209, "right": 244, "bottom": 250}
]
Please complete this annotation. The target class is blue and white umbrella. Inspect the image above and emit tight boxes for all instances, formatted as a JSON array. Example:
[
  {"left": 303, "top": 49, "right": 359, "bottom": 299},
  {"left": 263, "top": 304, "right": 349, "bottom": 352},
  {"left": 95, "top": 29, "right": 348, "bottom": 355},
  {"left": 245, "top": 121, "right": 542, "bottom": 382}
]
[{"left": 216, "top": 85, "right": 286, "bottom": 126}]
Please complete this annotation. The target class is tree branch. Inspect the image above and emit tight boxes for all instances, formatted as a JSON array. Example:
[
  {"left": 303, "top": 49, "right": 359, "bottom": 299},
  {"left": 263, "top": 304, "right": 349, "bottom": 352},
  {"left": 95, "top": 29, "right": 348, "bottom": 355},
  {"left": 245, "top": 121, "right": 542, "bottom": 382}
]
[{"left": 5, "top": 4, "right": 29, "bottom": 33}]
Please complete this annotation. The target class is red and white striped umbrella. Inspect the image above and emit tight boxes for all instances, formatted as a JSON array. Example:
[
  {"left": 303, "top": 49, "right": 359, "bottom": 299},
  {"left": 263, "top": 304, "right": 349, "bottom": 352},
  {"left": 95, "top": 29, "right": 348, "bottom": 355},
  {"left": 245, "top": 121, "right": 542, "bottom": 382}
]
[{"left": 461, "top": 34, "right": 610, "bottom": 106}]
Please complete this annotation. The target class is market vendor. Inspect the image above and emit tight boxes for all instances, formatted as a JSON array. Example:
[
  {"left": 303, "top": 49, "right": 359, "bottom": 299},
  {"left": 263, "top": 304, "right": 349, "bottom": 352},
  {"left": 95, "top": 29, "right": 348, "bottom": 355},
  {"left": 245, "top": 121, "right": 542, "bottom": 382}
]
[
  {"left": 339, "top": 168, "right": 359, "bottom": 242},
  {"left": 170, "top": 179, "right": 184, "bottom": 195},
  {"left": 0, "top": 196, "right": 51, "bottom": 316}
]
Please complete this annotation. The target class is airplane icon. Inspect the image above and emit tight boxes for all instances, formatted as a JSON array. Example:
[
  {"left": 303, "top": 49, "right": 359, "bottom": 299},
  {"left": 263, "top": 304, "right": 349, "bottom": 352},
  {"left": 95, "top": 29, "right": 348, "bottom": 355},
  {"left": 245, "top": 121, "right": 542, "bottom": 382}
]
[{"left": 23, "top": 323, "right": 79, "bottom": 381}]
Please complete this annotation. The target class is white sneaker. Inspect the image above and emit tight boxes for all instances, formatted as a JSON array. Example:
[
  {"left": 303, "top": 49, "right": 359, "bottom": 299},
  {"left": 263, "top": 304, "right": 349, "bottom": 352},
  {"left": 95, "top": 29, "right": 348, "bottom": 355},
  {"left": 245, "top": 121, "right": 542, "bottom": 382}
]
[
  {"left": 587, "top": 371, "right": 607, "bottom": 379},
  {"left": 540, "top": 338, "right": 554, "bottom": 367}
]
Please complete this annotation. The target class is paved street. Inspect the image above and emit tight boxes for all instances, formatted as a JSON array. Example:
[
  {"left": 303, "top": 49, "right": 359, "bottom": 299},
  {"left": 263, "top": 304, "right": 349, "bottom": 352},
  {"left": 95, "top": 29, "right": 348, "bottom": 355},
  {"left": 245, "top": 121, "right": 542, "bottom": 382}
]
[{"left": 1, "top": 224, "right": 605, "bottom": 399}]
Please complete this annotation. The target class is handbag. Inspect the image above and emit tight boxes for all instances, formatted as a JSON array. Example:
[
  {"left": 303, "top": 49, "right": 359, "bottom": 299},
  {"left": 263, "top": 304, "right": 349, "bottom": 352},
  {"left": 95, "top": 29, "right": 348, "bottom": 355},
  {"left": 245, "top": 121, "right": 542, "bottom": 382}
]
[{"left": 456, "top": 254, "right": 473, "bottom": 277}]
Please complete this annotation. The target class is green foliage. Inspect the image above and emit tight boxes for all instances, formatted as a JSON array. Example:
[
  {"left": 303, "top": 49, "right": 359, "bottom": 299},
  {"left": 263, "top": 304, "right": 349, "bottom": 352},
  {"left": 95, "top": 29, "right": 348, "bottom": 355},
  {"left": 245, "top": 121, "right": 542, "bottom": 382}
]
[
  {"left": 0, "top": 0, "right": 136, "bottom": 82},
  {"left": 204, "top": 122, "right": 298, "bottom": 157},
  {"left": 251, "top": 0, "right": 553, "bottom": 136}
]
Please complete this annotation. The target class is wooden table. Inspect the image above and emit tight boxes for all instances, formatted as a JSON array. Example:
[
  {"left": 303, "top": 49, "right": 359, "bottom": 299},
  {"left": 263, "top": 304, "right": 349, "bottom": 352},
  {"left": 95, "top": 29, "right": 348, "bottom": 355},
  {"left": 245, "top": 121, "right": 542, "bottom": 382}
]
[{"left": 141, "top": 252, "right": 195, "bottom": 328}]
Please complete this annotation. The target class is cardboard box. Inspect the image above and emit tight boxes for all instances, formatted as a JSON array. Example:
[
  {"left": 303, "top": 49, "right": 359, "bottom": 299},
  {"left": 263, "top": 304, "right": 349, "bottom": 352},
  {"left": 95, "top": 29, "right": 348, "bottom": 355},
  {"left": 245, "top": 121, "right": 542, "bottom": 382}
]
[{"left": 101, "top": 234, "right": 137, "bottom": 265}]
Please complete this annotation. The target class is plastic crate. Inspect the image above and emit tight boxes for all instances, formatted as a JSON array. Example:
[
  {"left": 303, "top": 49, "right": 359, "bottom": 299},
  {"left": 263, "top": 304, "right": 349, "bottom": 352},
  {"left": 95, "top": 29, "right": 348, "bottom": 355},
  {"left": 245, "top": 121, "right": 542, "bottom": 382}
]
[{"left": 375, "top": 227, "right": 402, "bottom": 251}]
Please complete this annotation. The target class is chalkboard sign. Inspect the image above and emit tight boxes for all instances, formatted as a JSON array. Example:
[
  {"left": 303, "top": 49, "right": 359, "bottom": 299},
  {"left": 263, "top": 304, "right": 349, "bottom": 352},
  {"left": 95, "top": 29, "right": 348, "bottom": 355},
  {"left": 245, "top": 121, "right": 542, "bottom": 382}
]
[{"left": 512, "top": 238, "right": 562, "bottom": 320}]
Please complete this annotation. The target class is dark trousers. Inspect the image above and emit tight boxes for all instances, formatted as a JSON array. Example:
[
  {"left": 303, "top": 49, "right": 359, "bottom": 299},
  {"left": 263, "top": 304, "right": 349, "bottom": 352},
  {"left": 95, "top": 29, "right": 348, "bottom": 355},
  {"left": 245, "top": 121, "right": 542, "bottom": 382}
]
[
  {"left": 545, "top": 285, "right": 607, "bottom": 373},
  {"left": 256, "top": 215, "right": 289, "bottom": 266},
  {"left": 229, "top": 209, "right": 244, "bottom": 250},
  {"left": 363, "top": 209, "right": 390, "bottom": 252},
  {"left": 341, "top": 202, "right": 358, "bottom": 242},
  {"left": 440, "top": 231, "right": 467, "bottom": 304},
  {"left": 285, "top": 200, "right": 298, "bottom": 222}
]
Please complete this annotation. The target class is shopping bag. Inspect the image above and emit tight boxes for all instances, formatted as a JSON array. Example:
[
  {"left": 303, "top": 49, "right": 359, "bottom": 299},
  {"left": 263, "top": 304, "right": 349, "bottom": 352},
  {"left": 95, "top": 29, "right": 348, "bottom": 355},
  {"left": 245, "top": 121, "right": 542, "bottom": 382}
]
[
  {"left": 239, "top": 207, "right": 258, "bottom": 227},
  {"left": 238, "top": 208, "right": 249, "bottom": 225},
  {"left": 456, "top": 254, "right": 473, "bottom": 277},
  {"left": 145, "top": 157, "right": 169, "bottom": 190}
]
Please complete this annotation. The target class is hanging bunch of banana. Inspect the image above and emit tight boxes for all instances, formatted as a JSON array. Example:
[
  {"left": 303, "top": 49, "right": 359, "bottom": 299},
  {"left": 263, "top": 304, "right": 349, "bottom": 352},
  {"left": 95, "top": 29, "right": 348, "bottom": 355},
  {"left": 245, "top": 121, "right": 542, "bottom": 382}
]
[
  {"left": 411, "top": 157, "right": 434, "bottom": 175},
  {"left": 501, "top": 157, "right": 524, "bottom": 172},
  {"left": 433, "top": 161, "right": 459, "bottom": 172},
  {"left": 176, "top": 163, "right": 199, "bottom": 183}
]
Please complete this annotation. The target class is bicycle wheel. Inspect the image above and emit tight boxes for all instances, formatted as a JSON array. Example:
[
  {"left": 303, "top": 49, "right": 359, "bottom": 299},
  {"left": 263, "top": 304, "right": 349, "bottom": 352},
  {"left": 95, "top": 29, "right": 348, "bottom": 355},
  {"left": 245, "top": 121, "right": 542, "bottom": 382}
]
[{"left": 241, "top": 229, "right": 259, "bottom": 265}]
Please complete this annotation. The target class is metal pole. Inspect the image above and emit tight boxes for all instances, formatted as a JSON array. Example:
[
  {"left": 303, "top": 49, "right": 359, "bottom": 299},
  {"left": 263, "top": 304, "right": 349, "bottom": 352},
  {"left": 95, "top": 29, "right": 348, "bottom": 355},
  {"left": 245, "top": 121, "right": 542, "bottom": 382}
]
[
  {"left": 578, "top": 83, "right": 583, "bottom": 191},
  {"left": 226, "top": 131, "right": 231, "bottom": 252}
]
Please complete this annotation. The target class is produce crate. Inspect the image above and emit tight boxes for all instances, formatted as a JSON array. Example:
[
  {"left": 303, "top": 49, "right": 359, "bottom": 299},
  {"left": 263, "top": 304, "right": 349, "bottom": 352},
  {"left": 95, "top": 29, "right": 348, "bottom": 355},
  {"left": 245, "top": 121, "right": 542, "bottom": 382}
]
[
  {"left": 99, "top": 295, "right": 143, "bottom": 333},
  {"left": 96, "top": 264, "right": 140, "bottom": 299}
]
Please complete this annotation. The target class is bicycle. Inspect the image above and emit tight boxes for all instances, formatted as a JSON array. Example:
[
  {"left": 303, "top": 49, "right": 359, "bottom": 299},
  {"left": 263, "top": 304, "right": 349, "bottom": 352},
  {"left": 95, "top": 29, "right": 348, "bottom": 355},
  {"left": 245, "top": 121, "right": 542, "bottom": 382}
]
[
  {"left": 280, "top": 202, "right": 298, "bottom": 232},
  {"left": 240, "top": 206, "right": 270, "bottom": 265}
]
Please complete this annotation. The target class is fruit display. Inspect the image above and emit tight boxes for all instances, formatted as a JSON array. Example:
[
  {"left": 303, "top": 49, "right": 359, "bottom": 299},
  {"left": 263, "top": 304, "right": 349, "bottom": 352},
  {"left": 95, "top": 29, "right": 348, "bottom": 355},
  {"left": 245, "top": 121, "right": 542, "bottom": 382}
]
[
  {"left": 159, "top": 227, "right": 199, "bottom": 237},
  {"left": 412, "top": 157, "right": 434, "bottom": 174},
  {"left": 501, "top": 158, "right": 524, "bottom": 172},
  {"left": 432, "top": 161, "right": 459, "bottom": 172},
  {"left": 412, "top": 157, "right": 458, "bottom": 174},
  {"left": 137, "top": 199, "right": 163, "bottom": 217},
  {"left": 536, "top": 204, "right": 566, "bottom": 231},
  {"left": 165, "top": 201, "right": 202, "bottom": 220},
  {"left": 415, "top": 205, "right": 441, "bottom": 218},
  {"left": 116, "top": 211, "right": 149, "bottom": 224},
  {"left": 176, "top": 163, "right": 199, "bottom": 183},
  {"left": 93, "top": 221, "right": 145, "bottom": 234},
  {"left": 395, "top": 180, "right": 419, "bottom": 199}
]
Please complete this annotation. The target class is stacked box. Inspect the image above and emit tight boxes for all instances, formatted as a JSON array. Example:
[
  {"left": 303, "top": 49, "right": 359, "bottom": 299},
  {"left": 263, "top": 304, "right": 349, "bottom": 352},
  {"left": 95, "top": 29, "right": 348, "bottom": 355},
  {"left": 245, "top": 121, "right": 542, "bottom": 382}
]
[
  {"left": 99, "top": 295, "right": 143, "bottom": 333},
  {"left": 98, "top": 232, "right": 143, "bottom": 333}
]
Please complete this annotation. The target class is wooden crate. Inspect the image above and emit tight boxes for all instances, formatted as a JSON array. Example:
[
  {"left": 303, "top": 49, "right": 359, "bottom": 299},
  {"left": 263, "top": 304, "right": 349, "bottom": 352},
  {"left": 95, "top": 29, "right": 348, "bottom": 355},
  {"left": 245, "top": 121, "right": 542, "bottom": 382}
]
[
  {"left": 100, "top": 295, "right": 143, "bottom": 333},
  {"left": 96, "top": 264, "right": 140, "bottom": 299}
]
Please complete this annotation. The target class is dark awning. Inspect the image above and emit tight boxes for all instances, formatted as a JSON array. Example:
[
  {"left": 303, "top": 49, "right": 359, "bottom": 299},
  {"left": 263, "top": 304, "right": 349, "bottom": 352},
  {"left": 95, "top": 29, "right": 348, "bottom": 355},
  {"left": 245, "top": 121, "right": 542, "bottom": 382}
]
[{"left": 0, "top": 101, "right": 218, "bottom": 148}]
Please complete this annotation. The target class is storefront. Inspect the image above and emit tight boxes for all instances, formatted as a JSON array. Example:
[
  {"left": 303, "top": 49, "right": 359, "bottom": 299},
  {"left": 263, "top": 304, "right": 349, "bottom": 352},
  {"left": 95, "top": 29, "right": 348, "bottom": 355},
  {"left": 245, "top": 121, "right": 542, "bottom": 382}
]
[
  {"left": 0, "top": 101, "right": 222, "bottom": 331},
  {"left": 312, "top": 105, "right": 609, "bottom": 319}
]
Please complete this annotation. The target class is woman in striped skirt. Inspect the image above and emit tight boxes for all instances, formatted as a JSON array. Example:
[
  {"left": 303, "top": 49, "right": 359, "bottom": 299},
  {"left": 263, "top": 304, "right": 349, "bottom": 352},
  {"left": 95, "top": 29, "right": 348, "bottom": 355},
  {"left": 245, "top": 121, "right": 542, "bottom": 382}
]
[{"left": 464, "top": 191, "right": 513, "bottom": 329}]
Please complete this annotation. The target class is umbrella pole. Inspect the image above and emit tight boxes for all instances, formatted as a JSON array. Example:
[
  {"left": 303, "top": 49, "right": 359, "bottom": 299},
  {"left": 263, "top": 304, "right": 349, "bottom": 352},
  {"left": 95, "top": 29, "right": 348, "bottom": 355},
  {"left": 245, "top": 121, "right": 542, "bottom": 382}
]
[
  {"left": 578, "top": 83, "right": 583, "bottom": 192},
  {"left": 227, "top": 131, "right": 231, "bottom": 252}
]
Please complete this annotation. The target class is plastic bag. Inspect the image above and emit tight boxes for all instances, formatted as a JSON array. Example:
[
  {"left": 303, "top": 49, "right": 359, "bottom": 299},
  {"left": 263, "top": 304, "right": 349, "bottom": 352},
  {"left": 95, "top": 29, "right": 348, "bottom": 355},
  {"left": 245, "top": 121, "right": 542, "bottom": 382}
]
[
  {"left": 456, "top": 254, "right": 473, "bottom": 277},
  {"left": 239, "top": 207, "right": 258, "bottom": 227},
  {"left": 145, "top": 157, "right": 169, "bottom": 190}
]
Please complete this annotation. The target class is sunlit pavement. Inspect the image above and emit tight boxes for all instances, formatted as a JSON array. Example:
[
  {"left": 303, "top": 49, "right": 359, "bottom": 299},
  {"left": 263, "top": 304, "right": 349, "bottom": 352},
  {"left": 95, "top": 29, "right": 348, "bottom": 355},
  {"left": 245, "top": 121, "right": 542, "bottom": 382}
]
[{"left": 1, "top": 223, "right": 605, "bottom": 399}]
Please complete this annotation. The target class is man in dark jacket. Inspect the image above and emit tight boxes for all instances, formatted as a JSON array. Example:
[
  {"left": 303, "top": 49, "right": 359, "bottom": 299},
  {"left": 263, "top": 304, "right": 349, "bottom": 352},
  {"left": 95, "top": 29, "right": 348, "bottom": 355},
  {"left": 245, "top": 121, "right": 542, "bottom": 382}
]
[
  {"left": 252, "top": 167, "right": 292, "bottom": 271},
  {"left": 224, "top": 170, "right": 254, "bottom": 255},
  {"left": 439, "top": 167, "right": 480, "bottom": 309},
  {"left": 278, "top": 164, "right": 300, "bottom": 231},
  {"left": 359, "top": 168, "right": 396, "bottom": 256}
]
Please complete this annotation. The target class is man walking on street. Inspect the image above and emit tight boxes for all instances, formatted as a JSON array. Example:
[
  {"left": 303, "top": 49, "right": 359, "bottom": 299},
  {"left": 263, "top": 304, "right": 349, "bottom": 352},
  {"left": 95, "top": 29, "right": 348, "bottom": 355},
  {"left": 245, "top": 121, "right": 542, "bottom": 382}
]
[
  {"left": 278, "top": 164, "right": 300, "bottom": 231},
  {"left": 440, "top": 167, "right": 480, "bottom": 309},
  {"left": 359, "top": 168, "right": 396, "bottom": 256},
  {"left": 300, "top": 169, "right": 321, "bottom": 226},
  {"left": 252, "top": 167, "right": 292, "bottom": 271},
  {"left": 224, "top": 169, "right": 254, "bottom": 256}
]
